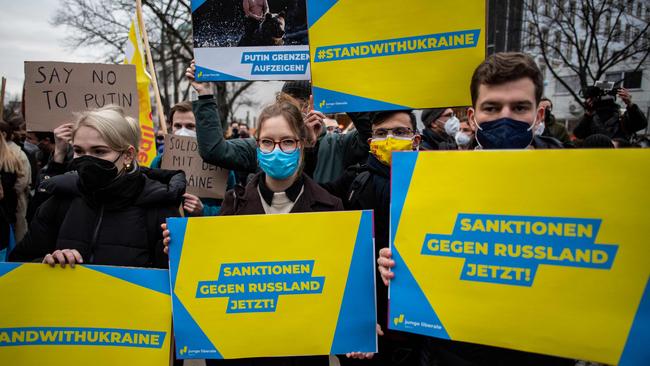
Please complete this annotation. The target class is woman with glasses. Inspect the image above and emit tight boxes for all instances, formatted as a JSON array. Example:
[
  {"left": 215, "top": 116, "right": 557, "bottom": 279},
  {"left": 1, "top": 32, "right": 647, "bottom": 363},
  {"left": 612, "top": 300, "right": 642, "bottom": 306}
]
[
  {"left": 218, "top": 101, "right": 344, "bottom": 217},
  {"left": 162, "top": 100, "right": 343, "bottom": 366}
]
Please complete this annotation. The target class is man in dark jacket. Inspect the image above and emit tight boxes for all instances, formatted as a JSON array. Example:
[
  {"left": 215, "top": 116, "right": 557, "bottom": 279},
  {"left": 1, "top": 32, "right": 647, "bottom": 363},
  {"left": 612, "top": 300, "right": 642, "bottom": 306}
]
[
  {"left": 321, "top": 110, "right": 422, "bottom": 365},
  {"left": 379, "top": 52, "right": 573, "bottom": 366},
  {"left": 539, "top": 98, "right": 572, "bottom": 145},
  {"left": 420, "top": 108, "right": 457, "bottom": 150},
  {"left": 573, "top": 87, "right": 647, "bottom": 142}
]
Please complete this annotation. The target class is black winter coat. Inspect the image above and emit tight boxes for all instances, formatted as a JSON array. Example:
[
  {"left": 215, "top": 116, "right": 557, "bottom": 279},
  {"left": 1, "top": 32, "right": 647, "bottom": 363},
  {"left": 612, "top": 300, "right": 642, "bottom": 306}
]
[{"left": 9, "top": 167, "right": 185, "bottom": 268}]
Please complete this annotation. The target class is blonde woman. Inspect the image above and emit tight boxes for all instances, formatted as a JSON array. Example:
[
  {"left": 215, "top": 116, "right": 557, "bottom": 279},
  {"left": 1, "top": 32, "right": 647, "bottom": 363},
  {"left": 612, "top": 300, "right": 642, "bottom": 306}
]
[
  {"left": 0, "top": 119, "right": 26, "bottom": 254},
  {"left": 10, "top": 106, "right": 186, "bottom": 268}
]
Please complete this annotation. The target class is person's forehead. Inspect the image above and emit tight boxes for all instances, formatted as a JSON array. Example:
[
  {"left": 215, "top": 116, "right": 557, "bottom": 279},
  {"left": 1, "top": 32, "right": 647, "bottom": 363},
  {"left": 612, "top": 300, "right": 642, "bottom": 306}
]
[
  {"left": 373, "top": 113, "right": 412, "bottom": 129},
  {"left": 173, "top": 111, "right": 195, "bottom": 122},
  {"left": 73, "top": 126, "right": 106, "bottom": 145},
  {"left": 476, "top": 78, "right": 537, "bottom": 105},
  {"left": 259, "top": 115, "right": 294, "bottom": 136}
]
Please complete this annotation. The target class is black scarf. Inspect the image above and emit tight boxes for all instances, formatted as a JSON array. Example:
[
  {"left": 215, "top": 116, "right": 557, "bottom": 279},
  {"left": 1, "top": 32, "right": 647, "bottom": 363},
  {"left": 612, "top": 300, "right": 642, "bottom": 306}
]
[{"left": 79, "top": 168, "right": 145, "bottom": 210}]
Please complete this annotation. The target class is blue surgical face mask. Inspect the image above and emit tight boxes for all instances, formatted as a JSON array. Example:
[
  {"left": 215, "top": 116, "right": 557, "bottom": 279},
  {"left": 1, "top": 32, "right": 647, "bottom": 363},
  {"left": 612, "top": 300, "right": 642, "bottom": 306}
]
[
  {"left": 474, "top": 117, "right": 535, "bottom": 149},
  {"left": 257, "top": 147, "right": 301, "bottom": 180}
]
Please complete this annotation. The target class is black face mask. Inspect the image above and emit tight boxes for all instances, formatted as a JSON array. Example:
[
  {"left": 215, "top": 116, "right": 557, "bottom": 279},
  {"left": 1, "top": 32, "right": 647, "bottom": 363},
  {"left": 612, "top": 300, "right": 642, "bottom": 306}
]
[{"left": 69, "top": 154, "right": 122, "bottom": 192}]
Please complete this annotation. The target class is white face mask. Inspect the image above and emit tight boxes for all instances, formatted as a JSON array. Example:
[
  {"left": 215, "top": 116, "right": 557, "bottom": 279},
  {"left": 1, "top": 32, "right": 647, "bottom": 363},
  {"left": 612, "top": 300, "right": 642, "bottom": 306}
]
[
  {"left": 175, "top": 127, "right": 197, "bottom": 138},
  {"left": 443, "top": 116, "right": 461, "bottom": 137},
  {"left": 454, "top": 131, "right": 472, "bottom": 146},
  {"left": 534, "top": 122, "right": 545, "bottom": 136}
]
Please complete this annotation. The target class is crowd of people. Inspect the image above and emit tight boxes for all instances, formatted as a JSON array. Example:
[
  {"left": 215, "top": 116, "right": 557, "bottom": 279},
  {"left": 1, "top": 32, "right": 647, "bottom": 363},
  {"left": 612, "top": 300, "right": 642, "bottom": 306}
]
[{"left": 1, "top": 51, "right": 648, "bottom": 366}]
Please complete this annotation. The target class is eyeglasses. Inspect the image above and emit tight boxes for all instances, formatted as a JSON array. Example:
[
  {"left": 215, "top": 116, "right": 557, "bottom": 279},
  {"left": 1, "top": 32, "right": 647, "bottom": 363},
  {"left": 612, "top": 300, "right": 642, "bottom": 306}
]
[
  {"left": 326, "top": 126, "right": 341, "bottom": 134},
  {"left": 257, "top": 138, "right": 300, "bottom": 153},
  {"left": 372, "top": 127, "right": 415, "bottom": 139}
]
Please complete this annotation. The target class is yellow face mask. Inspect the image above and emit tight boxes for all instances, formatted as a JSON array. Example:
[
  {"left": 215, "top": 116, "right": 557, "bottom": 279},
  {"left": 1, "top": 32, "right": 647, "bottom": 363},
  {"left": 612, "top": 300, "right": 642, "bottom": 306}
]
[{"left": 370, "top": 137, "right": 414, "bottom": 165}]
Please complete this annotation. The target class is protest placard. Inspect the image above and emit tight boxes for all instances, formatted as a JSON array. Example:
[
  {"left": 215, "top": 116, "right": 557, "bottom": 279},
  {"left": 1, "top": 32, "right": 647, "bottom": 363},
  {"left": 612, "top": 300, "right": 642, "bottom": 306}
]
[
  {"left": 306, "top": 0, "right": 485, "bottom": 112},
  {"left": 24, "top": 62, "right": 139, "bottom": 131},
  {"left": 191, "top": 0, "right": 310, "bottom": 81},
  {"left": 167, "top": 211, "right": 377, "bottom": 359},
  {"left": 161, "top": 134, "right": 228, "bottom": 199},
  {"left": 388, "top": 149, "right": 650, "bottom": 365},
  {"left": 0, "top": 263, "right": 171, "bottom": 366}
]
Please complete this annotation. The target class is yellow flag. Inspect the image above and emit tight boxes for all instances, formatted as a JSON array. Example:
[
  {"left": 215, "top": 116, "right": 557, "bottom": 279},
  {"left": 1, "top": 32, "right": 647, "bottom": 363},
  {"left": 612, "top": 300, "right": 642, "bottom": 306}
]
[{"left": 124, "top": 14, "right": 156, "bottom": 167}]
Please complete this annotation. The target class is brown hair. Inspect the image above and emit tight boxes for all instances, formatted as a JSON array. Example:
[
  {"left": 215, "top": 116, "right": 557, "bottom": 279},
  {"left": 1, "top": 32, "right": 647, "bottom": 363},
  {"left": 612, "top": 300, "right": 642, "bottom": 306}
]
[
  {"left": 169, "top": 101, "right": 193, "bottom": 125},
  {"left": 470, "top": 52, "right": 543, "bottom": 106},
  {"left": 255, "top": 101, "right": 307, "bottom": 141}
]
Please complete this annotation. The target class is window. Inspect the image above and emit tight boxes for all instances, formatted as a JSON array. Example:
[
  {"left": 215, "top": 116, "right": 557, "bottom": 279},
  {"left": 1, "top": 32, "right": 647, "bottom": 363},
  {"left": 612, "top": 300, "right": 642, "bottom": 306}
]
[
  {"left": 605, "top": 70, "right": 643, "bottom": 89},
  {"left": 555, "top": 75, "right": 581, "bottom": 94},
  {"left": 605, "top": 16, "right": 611, "bottom": 35},
  {"left": 625, "top": 24, "right": 631, "bottom": 43},
  {"left": 636, "top": 3, "right": 643, "bottom": 17},
  {"left": 554, "top": 31, "right": 562, "bottom": 56},
  {"left": 545, "top": 0, "right": 552, "bottom": 16},
  {"left": 569, "top": 1, "right": 576, "bottom": 17},
  {"left": 613, "top": 22, "right": 622, "bottom": 42},
  {"left": 566, "top": 42, "right": 573, "bottom": 60},
  {"left": 528, "top": 24, "right": 536, "bottom": 48},
  {"left": 542, "top": 29, "right": 549, "bottom": 51},
  {"left": 627, "top": 0, "right": 634, "bottom": 14}
]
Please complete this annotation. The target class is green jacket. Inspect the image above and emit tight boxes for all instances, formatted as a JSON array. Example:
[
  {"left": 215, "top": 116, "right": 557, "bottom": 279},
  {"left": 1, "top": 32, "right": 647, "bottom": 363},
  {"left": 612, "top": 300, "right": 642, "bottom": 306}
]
[
  {"left": 313, "top": 112, "right": 372, "bottom": 183},
  {"left": 194, "top": 97, "right": 258, "bottom": 173},
  {"left": 193, "top": 96, "right": 372, "bottom": 182}
]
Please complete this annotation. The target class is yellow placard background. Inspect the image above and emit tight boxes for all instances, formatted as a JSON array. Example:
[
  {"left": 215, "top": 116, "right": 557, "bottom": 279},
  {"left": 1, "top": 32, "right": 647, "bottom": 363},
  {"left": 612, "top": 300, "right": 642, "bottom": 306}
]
[
  {"left": 174, "top": 211, "right": 368, "bottom": 358},
  {"left": 393, "top": 149, "right": 650, "bottom": 364},
  {"left": 309, "top": 0, "right": 485, "bottom": 109},
  {"left": 0, "top": 264, "right": 171, "bottom": 366}
]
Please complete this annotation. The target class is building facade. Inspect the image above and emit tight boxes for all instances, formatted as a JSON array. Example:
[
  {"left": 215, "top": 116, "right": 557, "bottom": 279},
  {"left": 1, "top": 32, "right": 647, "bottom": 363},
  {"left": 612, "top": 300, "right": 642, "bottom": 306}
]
[{"left": 520, "top": 0, "right": 649, "bottom": 134}]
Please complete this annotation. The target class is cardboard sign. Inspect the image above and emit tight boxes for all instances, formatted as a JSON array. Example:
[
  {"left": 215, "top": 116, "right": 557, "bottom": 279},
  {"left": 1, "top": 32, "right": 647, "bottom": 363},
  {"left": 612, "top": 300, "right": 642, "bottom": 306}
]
[
  {"left": 388, "top": 150, "right": 650, "bottom": 365},
  {"left": 167, "top": 211, "right": 377, "bottom": 359},
  {"left": 0, "top": 263, "right": 172, "bottom": 366},
  {"left": 191, "top": 0, "right": 310, "bottom": 81},
  {"left": 24, "top": 62, "right": 139, "bottom": 131},
  {"left": 161, "top": 134, "right": 228, "bottom": 199},
  {"left": 306, "top": 0, "right": 486, "bottom": 112}
]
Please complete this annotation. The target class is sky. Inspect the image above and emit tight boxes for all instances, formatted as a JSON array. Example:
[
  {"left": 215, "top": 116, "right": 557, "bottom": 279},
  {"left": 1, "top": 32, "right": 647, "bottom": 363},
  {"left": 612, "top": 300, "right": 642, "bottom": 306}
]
[
  {"left": 0, "top": 0, "right": 102, "bottom": 100},
  {"left": 0, "top": 0, "right": 279, "bottom": 121}
]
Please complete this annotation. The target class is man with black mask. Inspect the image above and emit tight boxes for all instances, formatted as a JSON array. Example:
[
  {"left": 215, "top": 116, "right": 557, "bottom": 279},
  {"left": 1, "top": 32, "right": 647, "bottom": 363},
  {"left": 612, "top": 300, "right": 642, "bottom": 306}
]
[{"left": 573, "top": 87, "right": 647, "bottom": 142}]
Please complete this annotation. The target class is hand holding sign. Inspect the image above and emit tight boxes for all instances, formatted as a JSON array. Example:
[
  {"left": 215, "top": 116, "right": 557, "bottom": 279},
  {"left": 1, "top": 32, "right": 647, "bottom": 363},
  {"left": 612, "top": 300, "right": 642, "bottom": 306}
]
[
  {"left": 53, "top": 123, "right": 74, "bottom": 164},
  {"left": 185, "top": 60, "right": 213, "bottom": 96}
]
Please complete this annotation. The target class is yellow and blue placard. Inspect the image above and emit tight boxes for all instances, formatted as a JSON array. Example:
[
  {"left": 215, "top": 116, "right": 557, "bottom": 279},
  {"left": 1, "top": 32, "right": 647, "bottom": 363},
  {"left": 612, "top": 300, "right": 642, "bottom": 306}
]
[
  {"left": 0, "top": 263, "right": 172, "bottom": 366},
  {"left": 388, "top": 150, "right": 650, "bottom": 365},
  {"left": 306, "top": 0, "right": 485, "bottom": 113},
  {"left": 167, "top": 211, "right": 377, "bottom": 359}
]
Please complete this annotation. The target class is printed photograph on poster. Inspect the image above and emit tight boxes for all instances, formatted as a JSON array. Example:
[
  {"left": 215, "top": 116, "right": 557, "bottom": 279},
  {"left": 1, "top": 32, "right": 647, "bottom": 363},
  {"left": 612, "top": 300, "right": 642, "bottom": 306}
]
[{"left": 192, "top": 0, "right": 310, "bottom": 81}]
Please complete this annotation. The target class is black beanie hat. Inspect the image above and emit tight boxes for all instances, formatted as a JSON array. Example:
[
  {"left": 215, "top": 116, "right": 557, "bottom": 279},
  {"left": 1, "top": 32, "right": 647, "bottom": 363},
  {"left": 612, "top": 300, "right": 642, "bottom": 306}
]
[
  {"left": 281, "top": 81, "right": 311, "bottom": 101},
  {"left": 421, "top": 108, "right": 447, "bottom": 128}
]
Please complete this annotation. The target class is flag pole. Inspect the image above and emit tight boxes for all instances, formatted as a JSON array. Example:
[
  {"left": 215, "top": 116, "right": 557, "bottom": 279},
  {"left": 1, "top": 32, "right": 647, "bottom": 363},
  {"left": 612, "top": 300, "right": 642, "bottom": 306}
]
[
  {"left": 0, "top": 77, "right": 6, "bottom": 119},
  {"left": 135, "top": 0, "right": 168, "bottom": 134}
]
